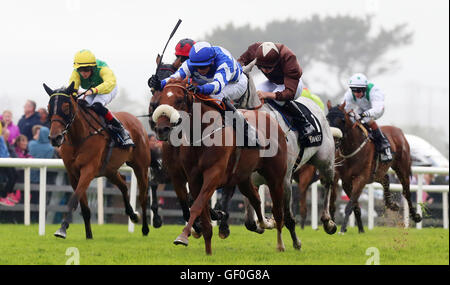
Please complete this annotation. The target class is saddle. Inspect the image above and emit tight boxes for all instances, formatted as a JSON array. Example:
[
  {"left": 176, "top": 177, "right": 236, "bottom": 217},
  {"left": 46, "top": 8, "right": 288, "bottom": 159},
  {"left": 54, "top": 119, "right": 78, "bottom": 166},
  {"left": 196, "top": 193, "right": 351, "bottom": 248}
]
[{"left": 267, "top": 100, "right": 323, "bottom": 148}]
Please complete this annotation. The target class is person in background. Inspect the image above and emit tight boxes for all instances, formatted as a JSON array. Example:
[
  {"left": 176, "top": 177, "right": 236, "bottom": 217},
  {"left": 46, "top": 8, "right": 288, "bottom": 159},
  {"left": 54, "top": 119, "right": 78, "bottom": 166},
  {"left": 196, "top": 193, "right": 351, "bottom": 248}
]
[
  {"left": 18, "top": 100, "right": 42, "bottom": 141},
  {"left": 0, "top": 122, "right": 19, "bottom": 206},
  {"left": 29, "top": 126, "right": 56, "bottom": 183},
  {"left": 14, "top": 135, "right": 32, "bottom": 158},
  {"left": 37, "top": 108, "right": 51, "bottom": 129},
  {"left": 1, "top": 110, "right": 21, "bottom": 145}
]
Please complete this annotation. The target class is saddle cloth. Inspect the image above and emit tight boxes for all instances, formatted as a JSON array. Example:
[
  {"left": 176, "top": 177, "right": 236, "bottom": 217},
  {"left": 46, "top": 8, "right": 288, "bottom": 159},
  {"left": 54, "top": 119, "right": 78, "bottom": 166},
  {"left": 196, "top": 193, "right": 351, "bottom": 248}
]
[{"left": 267, "top": 100, "right": 323, "bottom": 147}]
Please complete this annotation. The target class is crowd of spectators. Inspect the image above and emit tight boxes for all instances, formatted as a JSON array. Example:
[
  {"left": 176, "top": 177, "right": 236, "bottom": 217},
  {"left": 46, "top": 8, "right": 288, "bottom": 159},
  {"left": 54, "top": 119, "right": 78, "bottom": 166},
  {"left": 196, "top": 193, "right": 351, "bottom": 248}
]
[{"left": 0, "top": 100, "right": 56, "bottom": 207}]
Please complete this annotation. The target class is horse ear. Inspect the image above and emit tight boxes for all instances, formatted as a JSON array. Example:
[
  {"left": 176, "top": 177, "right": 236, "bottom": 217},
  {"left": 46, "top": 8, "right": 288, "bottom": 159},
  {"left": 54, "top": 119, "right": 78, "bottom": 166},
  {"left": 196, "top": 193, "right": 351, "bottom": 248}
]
[
  {"left": 67, "top": 81, "right": 75, "bottom": 95},
  {"left": 43, "top": 83, "right": 54, "bottom": 96},
  {"left": 327, "top": 100, "right": 332, "bottom": 110},
  {"left": 339, "top": 101, "right": 346, "bottom": 110},
  {"left": 156, "top": 54, "right": 161, "bottom": 65}
]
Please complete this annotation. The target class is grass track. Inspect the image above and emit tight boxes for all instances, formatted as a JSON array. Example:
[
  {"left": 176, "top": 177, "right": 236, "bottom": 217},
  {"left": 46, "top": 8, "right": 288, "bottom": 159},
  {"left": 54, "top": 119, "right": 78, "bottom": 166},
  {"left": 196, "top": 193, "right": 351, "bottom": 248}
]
[{"left": 0, "top": 224, "right": 448, "bottom": 265}]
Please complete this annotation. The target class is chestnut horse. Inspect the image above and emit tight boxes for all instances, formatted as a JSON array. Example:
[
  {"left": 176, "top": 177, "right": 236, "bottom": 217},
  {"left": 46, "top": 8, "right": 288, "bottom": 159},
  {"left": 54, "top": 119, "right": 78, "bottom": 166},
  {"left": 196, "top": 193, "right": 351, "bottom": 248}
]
[
  {"left": 326, "top": 101, "right": 422, "bottom": 234},
  {"left": 151, "top": 78, "right": 288, "bottom": 254},
  {"left": 43, "top": 82, "right": 151, "bottom": 239}
]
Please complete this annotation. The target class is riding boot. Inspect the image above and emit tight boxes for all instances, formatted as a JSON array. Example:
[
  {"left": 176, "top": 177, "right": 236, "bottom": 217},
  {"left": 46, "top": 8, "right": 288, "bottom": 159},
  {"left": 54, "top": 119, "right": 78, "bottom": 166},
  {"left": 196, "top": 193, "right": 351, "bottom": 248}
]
[
  {"left": 108, "top": 117, "right": 135, "bottom": 148},
  {"left": 283, "top": 100, "right": 315, "bottom": 144},
  {"left": 371, "top": 128, "right": 392, "bottom": 162},
  {"left": 222, "top": 98, "right": 261, "bottom": 148}
]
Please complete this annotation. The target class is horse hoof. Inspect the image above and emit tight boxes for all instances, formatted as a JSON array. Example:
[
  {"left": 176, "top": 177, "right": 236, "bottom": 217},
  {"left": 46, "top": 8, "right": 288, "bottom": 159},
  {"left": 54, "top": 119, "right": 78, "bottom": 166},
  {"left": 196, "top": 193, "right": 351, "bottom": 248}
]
[
  {"left": 245, "top": 220, "right": 257, "bottom": 232},
  {"left": 54, "top": 229, "right": 66, "bottom": 239},
  {"left": 218, "top": 226, "right": 230, "bottom": 239},
  {"left": 338, "top": 231, "right": 345, "bottom": 236},
  {"left": 142, "top": 226, "right": 149, "bottom": 236},
  {"left": 153, "top": 215, "right": 162, "bottom": 228},
  {"left": 191, "top": 228, "right": 202, "bottom": 239},
  {"left": 323, "top": 220, "right": 337, "bottom": 235},
  {"left": 293, "top": 240, "right": 302, "bottom": 251},
  {"left": 277, "top": 245, "right": 286, "bottom": 252},
  {"left": 174, "top": 234, "right": 189, "bottom": 246},
  {"left": 130, "top": 212, "right": 140, "bottom": 224},
  {"left": 413, "top": 214, "right": 422, "bottom": 223}
]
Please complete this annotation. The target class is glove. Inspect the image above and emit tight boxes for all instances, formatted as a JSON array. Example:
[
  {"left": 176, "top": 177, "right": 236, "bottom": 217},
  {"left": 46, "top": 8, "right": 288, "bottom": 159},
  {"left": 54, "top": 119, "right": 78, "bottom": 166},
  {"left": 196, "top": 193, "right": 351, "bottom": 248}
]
[
  {"left": 148, "top": 75, "right": 161, "bottom": 91},
  {"left": 187, "top": 84, "right": 200, "bottom": 94},
  {"left": 360, "top": 111, "right": 371, "bottom": 118}
]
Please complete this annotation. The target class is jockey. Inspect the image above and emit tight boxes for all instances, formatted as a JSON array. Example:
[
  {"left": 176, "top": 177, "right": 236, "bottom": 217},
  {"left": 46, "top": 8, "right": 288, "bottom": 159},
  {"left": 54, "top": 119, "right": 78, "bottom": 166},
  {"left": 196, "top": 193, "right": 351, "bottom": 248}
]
[
  {"left": 342, "top": 73, "right": 392, "bottom": 162},
  {"left": 238, "top": 42, "right": 315, "bottom": 145},
  {"left": 69, "top": 49, "right": 134, "bottom": 148},
  {"left": 148, "top": 41, "right": 261, "bottom": 148}
]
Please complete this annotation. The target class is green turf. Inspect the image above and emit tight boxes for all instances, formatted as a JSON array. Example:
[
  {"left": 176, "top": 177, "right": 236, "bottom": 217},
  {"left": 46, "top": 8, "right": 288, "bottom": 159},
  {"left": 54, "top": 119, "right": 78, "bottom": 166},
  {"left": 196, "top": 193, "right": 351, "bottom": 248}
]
[{"left": 0, "top": 224, "right": 448, "bottom": 265}]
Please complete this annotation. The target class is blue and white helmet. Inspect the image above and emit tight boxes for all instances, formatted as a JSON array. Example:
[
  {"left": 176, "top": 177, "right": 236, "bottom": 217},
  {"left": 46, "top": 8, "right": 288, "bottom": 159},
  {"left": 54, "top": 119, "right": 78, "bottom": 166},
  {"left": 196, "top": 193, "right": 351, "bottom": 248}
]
[{"left": 189, "top": 42, "right": 216, "bottom": 66}]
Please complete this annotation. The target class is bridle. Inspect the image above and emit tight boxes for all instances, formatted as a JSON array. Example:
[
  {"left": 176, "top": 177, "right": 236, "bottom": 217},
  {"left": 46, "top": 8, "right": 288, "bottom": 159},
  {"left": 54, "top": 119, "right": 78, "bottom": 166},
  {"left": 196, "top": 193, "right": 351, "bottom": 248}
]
[
  {"left": 49, "top": 93, "right": 76, "bottom": 138},
  {"left": 335, "top": 109, "right": 370, "bottom": 163}
]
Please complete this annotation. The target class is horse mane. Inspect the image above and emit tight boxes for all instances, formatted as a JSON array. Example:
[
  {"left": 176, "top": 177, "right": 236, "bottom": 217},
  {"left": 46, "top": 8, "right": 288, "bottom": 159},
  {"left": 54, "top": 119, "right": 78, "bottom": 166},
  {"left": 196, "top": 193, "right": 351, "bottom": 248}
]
[{"left": 166, "top": 77, "right": 188, "bottom": 85}]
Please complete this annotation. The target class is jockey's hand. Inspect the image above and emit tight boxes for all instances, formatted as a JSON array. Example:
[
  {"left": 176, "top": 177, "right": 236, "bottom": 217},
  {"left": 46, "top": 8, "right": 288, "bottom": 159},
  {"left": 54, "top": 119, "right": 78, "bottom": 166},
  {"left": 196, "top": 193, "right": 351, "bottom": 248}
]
[
  {"left": 148, "top": 75, "right": 161, "bottom": 91},
  {"left": 84, "top": 89, "right": 94, "bottom": 96},
  {"left": 187, "top": 84, "right": 200, "bottom": 94},
  {"left": 360, "top": 111, "right": 371, "bottom": 118},
  {"left": 257, "top": 91, "right": 276, "bottom": 100}
]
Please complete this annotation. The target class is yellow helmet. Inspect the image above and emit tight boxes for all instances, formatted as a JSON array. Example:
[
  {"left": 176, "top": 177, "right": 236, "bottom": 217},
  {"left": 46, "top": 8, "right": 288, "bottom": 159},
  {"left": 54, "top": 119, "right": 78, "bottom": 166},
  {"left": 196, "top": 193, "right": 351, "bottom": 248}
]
[{"left": 73, "top": 49, "right": 97, "bottom": 69}]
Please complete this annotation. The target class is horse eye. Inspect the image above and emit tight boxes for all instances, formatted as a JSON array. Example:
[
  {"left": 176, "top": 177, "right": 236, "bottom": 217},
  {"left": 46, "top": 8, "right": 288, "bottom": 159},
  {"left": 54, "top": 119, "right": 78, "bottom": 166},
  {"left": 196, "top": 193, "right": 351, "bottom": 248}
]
[{"left": 62, "top": 103, "right": 71, "bottom": 115}]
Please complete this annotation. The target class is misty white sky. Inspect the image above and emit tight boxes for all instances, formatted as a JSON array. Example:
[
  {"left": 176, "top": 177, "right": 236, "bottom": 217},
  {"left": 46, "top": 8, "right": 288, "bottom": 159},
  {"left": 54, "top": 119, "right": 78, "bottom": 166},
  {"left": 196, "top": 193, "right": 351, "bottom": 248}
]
[{"left": 0, "top": 0, "right": 448, "bottom": 145}]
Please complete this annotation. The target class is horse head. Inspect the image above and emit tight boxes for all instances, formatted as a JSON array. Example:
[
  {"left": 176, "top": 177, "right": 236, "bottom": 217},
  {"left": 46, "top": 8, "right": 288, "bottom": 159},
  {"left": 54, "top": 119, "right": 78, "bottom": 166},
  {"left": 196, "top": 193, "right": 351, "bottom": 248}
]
[
  {"left": 151, "top": 78, "right": 192, "bottom": 141},
  {"left": 43, "top": 81, "right": 77, "bottom": 146}
]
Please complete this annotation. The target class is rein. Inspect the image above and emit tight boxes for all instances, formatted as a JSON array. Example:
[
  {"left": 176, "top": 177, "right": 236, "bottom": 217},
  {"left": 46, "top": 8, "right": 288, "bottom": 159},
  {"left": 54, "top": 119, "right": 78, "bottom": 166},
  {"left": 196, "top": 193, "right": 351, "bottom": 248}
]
[{"left": 336, "top": 117, "right": 370, "bottom": 160}]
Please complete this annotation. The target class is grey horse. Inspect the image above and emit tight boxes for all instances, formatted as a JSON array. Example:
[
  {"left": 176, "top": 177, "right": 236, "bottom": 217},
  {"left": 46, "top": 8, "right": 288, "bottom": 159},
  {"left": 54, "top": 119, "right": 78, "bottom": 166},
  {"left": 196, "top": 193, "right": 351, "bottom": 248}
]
[{"left": 216, "top": 63, "right": 337, "bottom": 249}]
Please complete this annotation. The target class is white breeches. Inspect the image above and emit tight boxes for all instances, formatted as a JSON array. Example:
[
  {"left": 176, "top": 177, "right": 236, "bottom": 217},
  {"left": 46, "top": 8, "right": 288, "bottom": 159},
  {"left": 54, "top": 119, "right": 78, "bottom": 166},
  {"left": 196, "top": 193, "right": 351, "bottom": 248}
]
[
  {"left": 209, "top": 73, "right": 248, "bottom": 102},
  {"left": 257, "top": 77, "right": 303, "bottom": 106},
  {"left": 84, "top": 86, "right": 118, "bottom": 106}
]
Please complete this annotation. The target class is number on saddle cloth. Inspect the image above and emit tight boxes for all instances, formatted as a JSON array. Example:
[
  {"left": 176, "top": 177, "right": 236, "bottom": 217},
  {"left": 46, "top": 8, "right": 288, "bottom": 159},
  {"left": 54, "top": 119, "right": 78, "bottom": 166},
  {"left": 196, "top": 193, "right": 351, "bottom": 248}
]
[{"left": 267, "top": 100, "right": 323, "bottom": 147}]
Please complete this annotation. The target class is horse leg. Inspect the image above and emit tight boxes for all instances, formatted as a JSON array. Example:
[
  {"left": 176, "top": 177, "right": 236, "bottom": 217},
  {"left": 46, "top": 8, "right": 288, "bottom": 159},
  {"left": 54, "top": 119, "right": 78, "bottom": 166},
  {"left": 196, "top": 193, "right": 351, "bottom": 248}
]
[
  {"left": 79, "top": 192, "right": 93, "bottom": 239},
  {"left": 377, "top": 174, "right": 400, "bottom": 211},
  {"left": 174, "top": 167, "right": 221, "bottom": 254},
  {"left": 56, "top": 169, "right": 96, "bottom": 239},
  {"left": 239, "top": 181, "right": 265, "bottom": 234},
  {"left": 340, "top": 177, "right": 365, "bottom": 234},
  {"left": 200, "top": 206, "right": 213, "bottom": 255},
  {"left": 298, "top": 164, "right": 316, "bottom": 229},
  {"left": 353, "top": 202, "right": 365, "bottom": 233},
  {"left": 266, "top": 178, "right": 286, "bottom": 252},
  {"left": 216, "top": 185, "right": 234, "bottom": 239},
  {"left": 133, "top": 165, "right": 150, "bottom": 236},
  {"left": 150, "top": 184, "right": 163, "bottom": 228},
  {"left": 107, "top": 172, "right": 139, "bottom": 223},
  {"left": 278, "top": 174, "right": 301, "bottom": 250},
  {"left": 320, "top": 175, "right": 338, "bottom": 235},
  {"left": 394, "top": 166, "right": 422, "bottom": 223},
  {"left": 55, "top": 173, "right": 78, "bottom": 239}
]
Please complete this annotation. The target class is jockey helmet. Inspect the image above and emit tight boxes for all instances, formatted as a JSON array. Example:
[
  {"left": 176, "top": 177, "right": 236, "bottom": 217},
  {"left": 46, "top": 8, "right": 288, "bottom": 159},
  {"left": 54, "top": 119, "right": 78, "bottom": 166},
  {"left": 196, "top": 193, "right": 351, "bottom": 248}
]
[
  {"left": 73, "top": 49, "right": 97, "bottom": 69},
  {"left": 175, "top": 38, "right": 196, "bottom": 57},
  {"left": 189, "top": 42, "right": 215, "bottom": 66},
  {"left": 255, "top": 42, "right": 280, "bottom": 68},
  {"left": 348, "top": 73, "right": 368, "bottom": 88}
]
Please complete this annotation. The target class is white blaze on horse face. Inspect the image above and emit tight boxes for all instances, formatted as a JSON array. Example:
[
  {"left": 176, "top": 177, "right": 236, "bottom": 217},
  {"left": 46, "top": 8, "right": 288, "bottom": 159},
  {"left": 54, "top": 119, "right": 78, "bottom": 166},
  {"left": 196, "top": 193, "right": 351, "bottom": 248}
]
[{"left": 167, "top": 91, "right": 174, "bottom": 97}]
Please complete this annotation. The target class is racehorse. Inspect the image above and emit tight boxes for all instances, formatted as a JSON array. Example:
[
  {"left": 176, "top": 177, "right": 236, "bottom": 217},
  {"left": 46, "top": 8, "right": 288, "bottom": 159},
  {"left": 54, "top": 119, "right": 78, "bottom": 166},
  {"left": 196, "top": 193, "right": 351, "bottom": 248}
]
[
  {"left": 148, "top": 60, "right": 225, "bottom": 236},
  {"left": 213, "top": 68, "right": 338, "bottom": 239},
  {"left": 151, "top": 78, "right": 288, "bottom": 254},
  {"left": 326, "top": 101, "right": 422, "bottom": 234},
  {"left": 43, "top": 82, "right": 151, "bottom": 239}
]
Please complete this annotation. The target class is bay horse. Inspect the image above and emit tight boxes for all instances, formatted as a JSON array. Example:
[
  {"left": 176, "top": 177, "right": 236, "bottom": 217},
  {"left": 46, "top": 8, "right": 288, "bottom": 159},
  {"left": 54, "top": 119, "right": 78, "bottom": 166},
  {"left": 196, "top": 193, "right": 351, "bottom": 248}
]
[
  {"left": 326, "top": 101, "right": 422, "bottom": 234},
  {"left": 43, "top": 82, "right": 151, "bottom": 239},
  {"left": 151, "top": 78, "right": 288, "bottom": 254}
]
